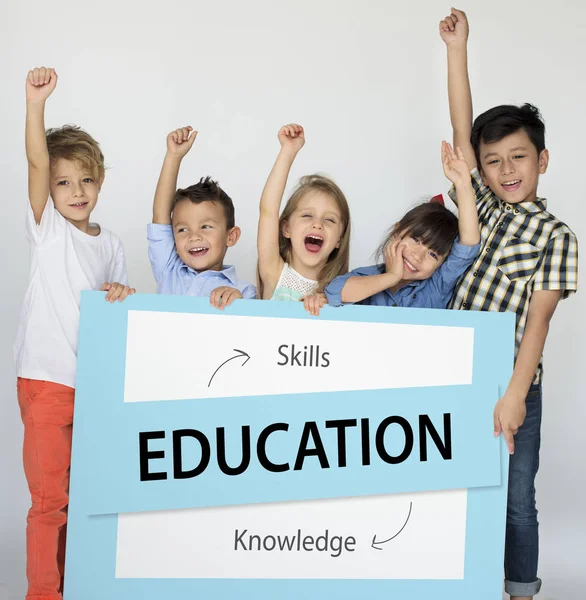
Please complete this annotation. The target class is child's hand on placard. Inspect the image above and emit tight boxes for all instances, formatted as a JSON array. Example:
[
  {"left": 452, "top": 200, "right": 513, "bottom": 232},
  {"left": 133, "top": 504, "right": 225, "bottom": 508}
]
[
  {"left": 210, "top": 286, "right": 243, "bottom": 310},
  {"left": 166, "top": 126, "right": 197, "bottom": 159},
  {"left": 439, "top": 7, "right": 469, "bottom": 46},
  {"left": 442, "top": 141, "right": 471, "bottom": 188},
  {"left": 278, "top": 123, "right": 305, "bottom": 154},
  {"left": 101, "top": 282, "right": 136, "bottom": 303},
  {"left": 26, "top": 67, "right": 58, "bottom": 103},
  {"left": 384, "top": 236, "right": 405, "bottom": 283},
  {"left": 303, "top": 292, "right": 327, "bottom": 317},
  {"left": 493, "top": 391, "right": 527, "bottom": 455}
]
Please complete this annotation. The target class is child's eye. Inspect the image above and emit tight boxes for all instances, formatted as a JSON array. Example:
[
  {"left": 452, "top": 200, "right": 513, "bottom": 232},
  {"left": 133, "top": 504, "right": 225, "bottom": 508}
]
[
  {"left": 177, "top": 227, "right": 188, "bottom": 233},
  {"left": 82, "top": 177, "right": 94, "bottom": 183},
  {"left": 202, "top": 224, "right": 212, "bottom": 229},
  {"left": 57, "top": 180, "right": 68, "bottom": 186},
  {"left": 429, "top": 251, "right": 439, "bottom": 260},
  {"left": 487, "top": 159, "right": 499, "bottom": 165},
  {"left": 513, "top": 155, "right": 526, "bottom": 160},
  {"left": 412, "top": 237, "right": 420, "bottom": 244}
]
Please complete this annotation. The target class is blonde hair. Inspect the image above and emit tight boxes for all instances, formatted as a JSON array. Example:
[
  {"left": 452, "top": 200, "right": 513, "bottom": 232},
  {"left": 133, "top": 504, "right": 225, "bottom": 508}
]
[
  {"left": 46, "top": 125, "right": 105, "bottom": 181},
  {"left": 258, "top": 174, "right": 351, "bottom": 298}
]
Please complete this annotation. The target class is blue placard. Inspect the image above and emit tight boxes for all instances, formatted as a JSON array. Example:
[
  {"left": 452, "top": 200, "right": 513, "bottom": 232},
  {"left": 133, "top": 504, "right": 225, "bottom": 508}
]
[{"left": 65, "top": 292, "right": 513, "bottom": 600}]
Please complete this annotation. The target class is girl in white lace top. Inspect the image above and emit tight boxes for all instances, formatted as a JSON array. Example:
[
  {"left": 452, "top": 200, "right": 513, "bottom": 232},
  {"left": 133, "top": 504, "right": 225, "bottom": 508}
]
[{"left": 257, "top": 124, "right": 351, "bottom": 314}]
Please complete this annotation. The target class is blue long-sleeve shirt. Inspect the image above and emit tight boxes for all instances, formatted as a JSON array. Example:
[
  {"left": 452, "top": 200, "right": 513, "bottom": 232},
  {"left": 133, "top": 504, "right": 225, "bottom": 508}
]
[
  {"left": 147, "top": 223, "right": 256, "bottom": 298},
  {"left": 325, "top": 240, "right": 479, "bottom": 309}
]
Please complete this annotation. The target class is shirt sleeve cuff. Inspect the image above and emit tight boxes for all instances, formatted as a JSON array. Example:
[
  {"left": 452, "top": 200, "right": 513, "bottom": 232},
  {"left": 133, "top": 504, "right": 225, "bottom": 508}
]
[
  {"left": 450, "top": 238, "right": 481, "bottom": 258},
  {"left": 147, "top": 223, "right": 174, "bottom": 241},
  {"left": 325, "top": 274, "right": 351, "bottom": 307},
  {"left": 242, "top": 284, "right": 257, "bottom": 299}
]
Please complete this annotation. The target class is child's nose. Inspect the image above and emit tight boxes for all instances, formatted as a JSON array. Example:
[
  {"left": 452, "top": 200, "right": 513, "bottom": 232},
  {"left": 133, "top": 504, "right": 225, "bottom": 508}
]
[
  {"left": 72, "top": 183, "right": 84, "bottom": 197},
  {"left": 414, "top": 246, "right": 426, "bottom": 262},
  {"left": 501, "top": 159, "right": 515, "bottom": 175}
]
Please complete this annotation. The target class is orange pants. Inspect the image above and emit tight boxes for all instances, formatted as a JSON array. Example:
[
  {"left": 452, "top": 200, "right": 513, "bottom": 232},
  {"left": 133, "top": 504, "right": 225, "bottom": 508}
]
[{"left": 17, "top": 378, "right": 75, "bottom": 600}]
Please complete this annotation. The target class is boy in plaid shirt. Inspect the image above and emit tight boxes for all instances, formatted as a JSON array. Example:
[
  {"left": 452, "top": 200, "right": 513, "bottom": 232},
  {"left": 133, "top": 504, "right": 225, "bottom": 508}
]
[{"left": 439, "top": 8, "right": 578, "bottom": 600}]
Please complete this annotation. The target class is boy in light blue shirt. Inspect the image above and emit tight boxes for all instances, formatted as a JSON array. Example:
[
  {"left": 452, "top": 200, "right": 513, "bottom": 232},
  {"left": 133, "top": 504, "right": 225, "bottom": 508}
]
[{"left": 148, "top": 126, "right": 255, "bottom": 307}]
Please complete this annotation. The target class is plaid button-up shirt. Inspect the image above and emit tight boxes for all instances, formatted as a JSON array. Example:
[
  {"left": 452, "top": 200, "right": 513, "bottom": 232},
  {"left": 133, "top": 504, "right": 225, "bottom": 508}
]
[{"left": 449, "top": 169, "right": 578, "bottom": 383}]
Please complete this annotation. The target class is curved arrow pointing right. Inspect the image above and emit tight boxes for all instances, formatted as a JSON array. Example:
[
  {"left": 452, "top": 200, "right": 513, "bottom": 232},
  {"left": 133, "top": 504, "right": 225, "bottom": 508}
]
[
  {"left": 371, "top": 501, "right": 413, "bottom": 551},
  {"left": 208, "top": 349, "right": 251, "bottom": 387}
]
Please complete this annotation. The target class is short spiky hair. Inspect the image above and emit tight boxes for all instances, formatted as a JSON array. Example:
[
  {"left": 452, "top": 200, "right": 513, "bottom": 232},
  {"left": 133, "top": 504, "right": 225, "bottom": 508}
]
[
  {"left": 172, "top": 176, "right": 235, "bottom": 229},
  {"left": 46, "top": 125, "right": 105, "bottom": 181},
  {"left": 471, "top": 103, "right": 546, "bottom": 169}
]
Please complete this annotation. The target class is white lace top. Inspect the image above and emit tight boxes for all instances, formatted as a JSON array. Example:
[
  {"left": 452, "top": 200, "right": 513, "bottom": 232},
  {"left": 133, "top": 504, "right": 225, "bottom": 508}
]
[{"left": 271, "top": 263, "right": 318, "bottom": 302}]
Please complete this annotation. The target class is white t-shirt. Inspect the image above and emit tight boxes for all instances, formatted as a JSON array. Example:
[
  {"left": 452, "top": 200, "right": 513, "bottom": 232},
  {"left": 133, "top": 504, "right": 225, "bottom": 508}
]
[{"left": 14, "top": 199, "right": 128, "bottom": 389}]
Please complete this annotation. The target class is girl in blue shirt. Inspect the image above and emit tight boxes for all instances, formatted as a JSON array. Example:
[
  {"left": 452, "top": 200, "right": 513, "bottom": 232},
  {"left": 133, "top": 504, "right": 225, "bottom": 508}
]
[{"left": 325, "top": 143, "right": 480, "bottom": 309}]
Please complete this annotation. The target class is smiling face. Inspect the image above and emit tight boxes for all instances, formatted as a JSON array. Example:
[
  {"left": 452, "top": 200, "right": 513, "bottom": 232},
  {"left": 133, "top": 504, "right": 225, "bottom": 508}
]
[
  {"left": 49, "top": 158, "right": 102, "bottom": 229},
  {"left": 479, "top": 130, "right": 549, "bottom": 204},
  {"left": 396, "top": 233, "right": 447, "bottom": 283},
  {"left": 172, "top": 199, "right": 240, "bottom": 272},
  {"left": 281, "top": 190, "right": 345, "bottom": 278}
]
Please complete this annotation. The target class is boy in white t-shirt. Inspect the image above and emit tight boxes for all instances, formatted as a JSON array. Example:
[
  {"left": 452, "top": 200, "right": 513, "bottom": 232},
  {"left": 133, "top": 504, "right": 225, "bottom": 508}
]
[{"left": 14, "top": 66, "right": 134, "bottom": 600}]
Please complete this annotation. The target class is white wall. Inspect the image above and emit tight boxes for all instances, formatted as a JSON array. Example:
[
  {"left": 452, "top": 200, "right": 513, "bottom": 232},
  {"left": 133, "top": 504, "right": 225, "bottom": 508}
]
[{"left": 0, "top": 1, "right": 584, "bottom": 598}]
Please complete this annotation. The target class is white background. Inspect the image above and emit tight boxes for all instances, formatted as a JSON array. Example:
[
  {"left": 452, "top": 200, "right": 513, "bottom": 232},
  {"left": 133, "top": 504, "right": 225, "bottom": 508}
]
[{"left": 0, "top": 1, "right": 584, "bottom": 599}]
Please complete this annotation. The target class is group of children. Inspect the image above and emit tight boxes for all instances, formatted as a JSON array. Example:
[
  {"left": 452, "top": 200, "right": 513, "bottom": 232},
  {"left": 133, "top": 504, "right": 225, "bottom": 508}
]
[{"left": 14, "top": 8, "right": 578, "bottom": 600}]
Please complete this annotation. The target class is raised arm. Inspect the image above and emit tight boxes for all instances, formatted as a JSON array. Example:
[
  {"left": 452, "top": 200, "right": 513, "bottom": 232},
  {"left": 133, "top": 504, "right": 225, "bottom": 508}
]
[
  {"left": 441, "top": 141, "right": 480, "bottom": 246},
  {"left": 257, "top": 124, "right": 305, "bottom": 298},
  {"left": 152, "top": 126, "right": 197, "bottom": 224},
  {"left": 26, "top": 67, "right": 58, "bottom": 224},
  {"left": 440, "top": 8, "right": 476, "bottom": 171}
]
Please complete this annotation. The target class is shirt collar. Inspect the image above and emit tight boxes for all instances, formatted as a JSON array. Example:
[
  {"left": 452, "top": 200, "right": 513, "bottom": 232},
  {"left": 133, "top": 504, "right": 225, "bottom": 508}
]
[
  {"left": 182, "top": 264, "right": 239, "bottom": 286},
  {"left": 498, "top": 197, "right": 547, "bottom": 215}
]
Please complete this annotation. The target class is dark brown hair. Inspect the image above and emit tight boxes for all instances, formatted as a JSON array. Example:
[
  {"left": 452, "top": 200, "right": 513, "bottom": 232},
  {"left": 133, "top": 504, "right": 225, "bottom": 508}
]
[
  {"left": 376, "top": 202, "right": 458, "bottom": 264},
  {"left": 471, "top": 103, "right": 546, "bottom": 170},
  {"left": 172, "top": 176, "right": 235, "bottom": 228}
]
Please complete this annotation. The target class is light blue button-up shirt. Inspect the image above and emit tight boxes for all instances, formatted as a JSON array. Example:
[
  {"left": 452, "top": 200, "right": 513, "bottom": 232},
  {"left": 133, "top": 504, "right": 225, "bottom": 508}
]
[
  {"left": 147, "top": 224, "right": 256, "bottom": 298},
  {"left": 325, "top": 240, "right": 480, "bottom": 309}
]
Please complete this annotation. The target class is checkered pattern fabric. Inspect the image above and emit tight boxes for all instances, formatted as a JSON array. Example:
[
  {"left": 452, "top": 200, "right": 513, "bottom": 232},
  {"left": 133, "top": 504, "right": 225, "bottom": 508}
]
[{"left": 449, "top": 168, "right": 578, "bottom": 383}]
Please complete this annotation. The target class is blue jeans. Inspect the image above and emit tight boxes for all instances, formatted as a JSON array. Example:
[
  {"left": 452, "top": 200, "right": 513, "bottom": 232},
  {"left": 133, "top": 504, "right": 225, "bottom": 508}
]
[{"left": 504, "top": 383, "right": 543, "bottom": 597}]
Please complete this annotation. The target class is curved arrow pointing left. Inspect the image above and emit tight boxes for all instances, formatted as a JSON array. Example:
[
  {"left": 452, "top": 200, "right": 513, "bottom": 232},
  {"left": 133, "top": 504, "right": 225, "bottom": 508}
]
[
  {"left": 371, "top": 501, "right": 413, "bottom": 551},
  {"left": 208, "top": 349, "right": 251, "bottom": 387}
]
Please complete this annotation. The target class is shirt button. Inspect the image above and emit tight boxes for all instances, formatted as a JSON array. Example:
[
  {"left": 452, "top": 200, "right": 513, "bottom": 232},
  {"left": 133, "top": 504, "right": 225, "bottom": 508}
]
[
  {"left": 514, "top": 208, "right": 520, "bottom": 214},
  {"left": 412, "top": 294, "right": 417, "bottom": 299},
  {"left": 463, "top": 302, "right": 468, "bottom": 308},
  {"left": 506, "top": 206, "right": 511, "bottom": 211},
  {"left": 485, "top": 247, "right": 491, "bottom": 252},
  {"left": 473, "top": 271, "right": 478, "bottom": 276}
]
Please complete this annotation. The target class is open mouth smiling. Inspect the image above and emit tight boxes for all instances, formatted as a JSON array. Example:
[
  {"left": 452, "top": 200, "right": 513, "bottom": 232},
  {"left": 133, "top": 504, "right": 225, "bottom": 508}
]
[
  {"left": 304, "top": 235, "right": 324, "bottom": 253},
  {"left": 188, "top": 246, "right": 209, "bottom": 257}
]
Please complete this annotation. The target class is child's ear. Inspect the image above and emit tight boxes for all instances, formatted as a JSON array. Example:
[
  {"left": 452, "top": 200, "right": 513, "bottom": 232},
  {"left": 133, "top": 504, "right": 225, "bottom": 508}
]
[
  {"left": 538, "top": 149, "right": 550, "bottom": 175},
  {"left": 226, "top": 226, "right": 241, "bottom": 248},
  {"left": 281, "top": 220, "right": 291, "bottom": 239},
  {"left": 478, "top": 168, "right": 489, "bottom": 187}
]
